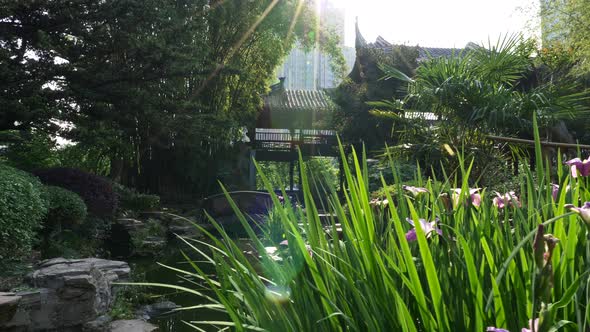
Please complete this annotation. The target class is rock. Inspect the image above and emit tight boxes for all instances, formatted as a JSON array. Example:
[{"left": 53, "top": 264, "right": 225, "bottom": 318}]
[
  {"left": 1, "top": 258, "right": 130, "bottom": 331},
  {"left": 113, "top": 217, "right": 176, "bottom": 257},
  {"left": 133, "top": 236, "right": 167, "bottom": 257},
  {"left": 116, "top": 218, "right": 145, "bottom": 231},
  {"left": 5, "top": 288, "right": 60, "bottom": 330},
  {"left": 110, "top": 319, "right": 159, "bottom": 332},
  {"left": 135, "top": 301, "right": 180, "bottom": 320},
  {"left": 31, "top": 257, "right": 130, "bottom": 286},
  {"left": 142, "top": 237, "right": 166, "bottom": 250},
  {"left": 83, "top": 314, "right": 112, "bottom": 332},
  {"left": 166, "top": 214, "right": 201, "bottom": 238},
  {"left": 168, "top": 225, "right": 200, "bottom": 238},
  {"left": 137, "top": 211, "right": 169, "bottom": 221},
  {"left": 0, "top": 292, "right": 21, "bottom": 325}
]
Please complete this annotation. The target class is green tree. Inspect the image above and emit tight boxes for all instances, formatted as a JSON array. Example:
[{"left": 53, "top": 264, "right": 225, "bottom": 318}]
[
  {"left": 1, "top": 0, "right": 342, "bottom": 198},
  {"left": 375, "top": 36, "right": 590, "bottom": 182},
  {"left": 0, "top": 0, "right": 66, "bottom": 133},
  {"left": 381, "top": 36, "right": 588, "bottom": 140},
  {"left": 541, "top": 0, "right": 590, "bottom": 74},
  {"left": 331, "top": 44, "right": 419, "bottom": 151}
]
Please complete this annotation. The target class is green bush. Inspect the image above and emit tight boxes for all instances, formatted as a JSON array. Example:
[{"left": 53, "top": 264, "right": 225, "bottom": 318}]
[
  {"left": 123, "top": 194, "right": 160, "bottom": 212},
  {"left": 42, "top": 216, "right": 111, "bottom": 259},
  {"left": 44, "top": 186, "right": 87, "bottom": 228},
  {"left": 0, "top": 164, "right": 48, "bottom": 260},
  {"left": 34, "top": 167, "right": 118, "bottom": 217},
  {"left": 113, "top": 183, "right": 160, "bottom": 212},
  {"left": 367, "top": 158, "right": 418, "bottom": 192},
  {"left": 130, "top": 218, "right": 166, "bottom": 250}
]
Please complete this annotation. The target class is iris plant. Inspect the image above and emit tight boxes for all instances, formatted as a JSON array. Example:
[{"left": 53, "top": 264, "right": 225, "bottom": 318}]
[
  {"left": 550, "top": 184, "right": 569, "bottom": 201},
  {"left": 565, "top": 156, "right": 590, "bottom": 178},
  {"left": 487, "top": 319, "right": 538, "bottom": 332},
  {"left": 493, "top": 191, "right": 521, "bottom": 209},
  {"left": 452, "top": 188, "right": 482, "bottom": 208},
  {"left": 565, "top": 202, "right": 590, "bottom": 226},
  {"left": 405, "top": 217, "right": 442, "bottom": 242},
  {"left": 402, "top": 185, "right": 429, "bottom": 197},
  {"left": 279, "top": 240, "right": 313, "bottom": 258}
]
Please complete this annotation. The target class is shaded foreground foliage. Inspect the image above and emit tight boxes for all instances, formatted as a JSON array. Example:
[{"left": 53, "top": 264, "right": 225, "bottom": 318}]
[
  {"left": 0, "top": 164, "right": 48, "bottom": 260},
  {"left": 145, "top": 124, "right": 590, "bottom": 331}
]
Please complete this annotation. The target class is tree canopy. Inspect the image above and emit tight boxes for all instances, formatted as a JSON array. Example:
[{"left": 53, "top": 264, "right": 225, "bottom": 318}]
[
  {"left": 330, "top": 44, "right": 419, "bottom": 151},
  {"left": 541, "top": 0, "right": 590, "bottom": 74},
  {"left": 1, "top": 0, "right": 342, "bottom": 198}
]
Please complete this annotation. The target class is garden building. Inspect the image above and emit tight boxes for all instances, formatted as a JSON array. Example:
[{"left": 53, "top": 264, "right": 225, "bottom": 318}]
[{"left": 248, "top": 77, "right": 341, "bottom": 192}]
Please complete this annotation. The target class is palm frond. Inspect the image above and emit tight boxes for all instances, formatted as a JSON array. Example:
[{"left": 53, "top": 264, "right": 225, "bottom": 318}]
[{"left": 378, "top": 63, "right": 414, "bottom": 83}]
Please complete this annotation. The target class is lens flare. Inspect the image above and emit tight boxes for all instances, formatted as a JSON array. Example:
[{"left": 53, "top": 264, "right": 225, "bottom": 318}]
[{"left": 264, "top": 285, "right": 291, "bottom": 304}]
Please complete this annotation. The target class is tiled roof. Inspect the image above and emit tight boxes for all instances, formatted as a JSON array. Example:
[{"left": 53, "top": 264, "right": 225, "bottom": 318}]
[
  {"left": 418, "top": 47, "right": 461, "bottom": 61},
  {"left": 363, "top": 34, "right": 468, "bottom": 61},
  {"left": 374, "top": 36, "right": 392, "bottom": 48},
  {"left": 265, "top": 89, "right": 334, "bottom": 112}
]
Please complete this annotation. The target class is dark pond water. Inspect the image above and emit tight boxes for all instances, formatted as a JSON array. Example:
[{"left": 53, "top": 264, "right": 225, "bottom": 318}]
[{"left": 127, "top": 238, "right": 256, "bottom": 332}]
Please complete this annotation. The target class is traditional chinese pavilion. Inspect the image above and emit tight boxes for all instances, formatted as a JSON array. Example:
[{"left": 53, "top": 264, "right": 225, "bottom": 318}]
[{"left": 248, "top": 77, "right": 341, "bottom": 191}]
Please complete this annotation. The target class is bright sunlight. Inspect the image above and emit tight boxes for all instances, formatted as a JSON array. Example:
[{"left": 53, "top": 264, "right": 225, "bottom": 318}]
[{"left": 327, "top": 0, "right": 538, "bottom": 47}]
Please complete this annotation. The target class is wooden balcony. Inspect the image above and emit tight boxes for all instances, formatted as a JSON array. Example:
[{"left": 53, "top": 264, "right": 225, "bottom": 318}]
[{"left": 253, "top": 128, "right": 338, "bottom": 161}]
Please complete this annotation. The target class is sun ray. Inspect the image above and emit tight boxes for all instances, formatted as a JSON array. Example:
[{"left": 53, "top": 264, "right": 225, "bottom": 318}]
[
  {"left": 313, "top": 0, "right": 321, "bottom": 94},
  {"left": 193, "top": 0, "right": 280, "bottom": 98},
  {"left": 284, "top": 0, "right": 305, "bottom": 49}
]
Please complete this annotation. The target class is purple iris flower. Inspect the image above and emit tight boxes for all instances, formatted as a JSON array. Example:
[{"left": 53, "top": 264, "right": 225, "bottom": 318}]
[
  {"left": 405, "top": 217, "right": 442, "bottom": 241},
  {"left": 521, "top": 319, "right": 539, "bottom": 332},
  {"left": 565, "top": 157, "right": 590, "bottom": 178},
  {"left": 565, "top": 202, "right": 590, "bottom": 225},
  {"left": 551, "top": 184, "right": 570, "bottom": 201},
  {"left": 402, "top": 185, "right": 429, "bottom": 197},
  {"left": 487, "top": 318, "right": 538, "bottom": 332},
  {"left": 551, "top": 184, "right": 559, "bottom": 201},
  {"left": 493, "top": 191, "right": 521, "bottom": 209},
  {"left": 487, "top": 328, "right": 510, "bottom": 332},
  {"left": 452, "top": 188, "right": 482, "bottom": 208}
]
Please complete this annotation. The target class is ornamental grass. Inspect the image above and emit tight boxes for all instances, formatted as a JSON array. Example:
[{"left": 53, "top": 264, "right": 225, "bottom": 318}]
[{"left": 140, "top": 122, "right": 590, "bottom": 332}]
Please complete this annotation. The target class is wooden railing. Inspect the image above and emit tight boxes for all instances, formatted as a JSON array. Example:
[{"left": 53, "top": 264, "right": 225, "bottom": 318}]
[
  {"left": 254, "top": 128, "right": 337, "bottom": 153},
  {"left": 487, "top": 135, "right": 590, "bottom": 150}
]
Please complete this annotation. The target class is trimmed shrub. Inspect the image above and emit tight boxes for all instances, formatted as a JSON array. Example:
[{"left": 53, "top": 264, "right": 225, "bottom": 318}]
[
  {"left": 0, "top": 164, "right": 48, "bottom": 260},
  {"left": 124, "top": 193, "right": 160, "bottom": 211},
  {"left": 34, "top": 167, "right": 118, "bottom": 217},
  {"left": 44, "top": 186, "right": 87, "bottom": 228},
  {"left": 113, "top": 183, "right": 160, "bottom": 211}
]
